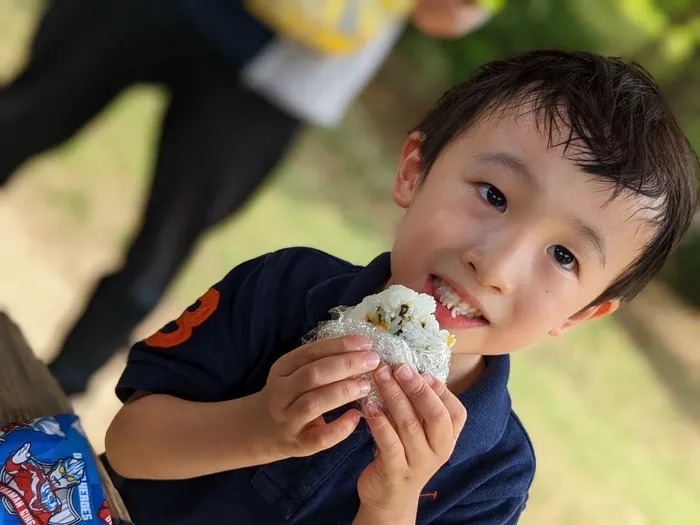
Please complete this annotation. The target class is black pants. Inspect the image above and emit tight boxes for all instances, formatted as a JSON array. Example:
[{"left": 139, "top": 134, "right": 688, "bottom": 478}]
[{"left": 0, "top": 0, "right": 301, "bottom": 394}]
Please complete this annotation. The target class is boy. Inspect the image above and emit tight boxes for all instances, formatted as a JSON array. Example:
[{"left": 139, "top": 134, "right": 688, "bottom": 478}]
[{"left": 103, "top": 50, "right": 699, "bottom": 524}]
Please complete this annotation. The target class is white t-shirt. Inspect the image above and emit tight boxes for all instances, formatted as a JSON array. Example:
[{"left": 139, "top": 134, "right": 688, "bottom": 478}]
[{"left": 240, "top": 21, "right": 405, "bottom": 128}]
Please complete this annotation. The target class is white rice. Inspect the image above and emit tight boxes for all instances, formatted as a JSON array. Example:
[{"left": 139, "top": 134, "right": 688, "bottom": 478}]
[{"left": 345, "top": 285, "right": 456, "bottom": 380}]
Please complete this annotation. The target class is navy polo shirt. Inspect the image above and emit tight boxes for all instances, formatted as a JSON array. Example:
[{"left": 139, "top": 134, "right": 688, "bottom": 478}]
[
  {"left": 110, "top": 248, "right": 535, "bottom": 524},
  {"left": 174, "top": 0, "right": 274, "bottom": 69}
]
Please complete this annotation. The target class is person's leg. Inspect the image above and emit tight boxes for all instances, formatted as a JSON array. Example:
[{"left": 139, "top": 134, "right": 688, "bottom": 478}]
[
  {"left": 27, "top": 0, "right": 103, "bottom": 65},
  {"left": 48, "top": 62, "right": 302, "bottom": 395},
  {"left": 0, "top": 0, "right": 179, "bottom": 185}
]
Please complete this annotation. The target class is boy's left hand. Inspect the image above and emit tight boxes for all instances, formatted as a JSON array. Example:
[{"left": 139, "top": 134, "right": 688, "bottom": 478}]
[{"left": 356, "top": 364, "right": 467, "bottom": 523}]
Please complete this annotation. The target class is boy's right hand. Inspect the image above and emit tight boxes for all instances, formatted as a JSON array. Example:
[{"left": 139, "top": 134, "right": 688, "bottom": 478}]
[{"left": 255, "top": 336, "right": 380, "bottom": 460}]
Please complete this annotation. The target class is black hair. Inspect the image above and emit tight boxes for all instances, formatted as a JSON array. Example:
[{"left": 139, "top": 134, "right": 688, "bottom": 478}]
[{"left": 413, "top": 50, "right": 699, "bottom": 304}]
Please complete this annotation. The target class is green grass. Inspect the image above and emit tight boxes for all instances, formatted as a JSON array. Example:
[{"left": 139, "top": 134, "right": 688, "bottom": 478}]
[
  {"left": 2, "top": 3, "right": 699, "bottom": 524},
  {"left": 512, "top": 321, "right": 700, "bottom": 524}
]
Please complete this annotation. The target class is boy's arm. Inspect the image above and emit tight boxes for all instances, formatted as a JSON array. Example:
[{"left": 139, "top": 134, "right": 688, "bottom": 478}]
[
  {"left": 106, "top": 339, "right": 377, "bottom": 480},
  {"left": 105, "top": 392, "right": 276, "bottom": 480},
  {"left": 106, "top": 332, "right": 378, "bottom": 480},
  {"left": 352, "top": 504, "right": 417, "bottom": 525}
]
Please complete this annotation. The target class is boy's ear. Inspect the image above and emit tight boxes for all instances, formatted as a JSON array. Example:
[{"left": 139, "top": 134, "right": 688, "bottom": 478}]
[
  {"left": 548, "top": 299, "right": 620, "bottom": 337},
  {"left": 393, "top": 132, "right": 425, "bottom": 209}
]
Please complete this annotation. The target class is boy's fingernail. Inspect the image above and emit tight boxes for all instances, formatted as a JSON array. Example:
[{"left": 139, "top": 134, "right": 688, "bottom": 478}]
[
  {"left": 364, "top": 404, "right": 382, "bottom": 419},
  {"left": 376, "top": 365, "right": 392, "bottom": 382},
  {"left": 358, "top": 379, "right": 371, "bottom": 394},
  {"left": 345, "top": 336, "right": 372, "bottom": 351},
  {"left": 364, "top": 352, "right": 380, "bottom": 368},
  {"left": 422, "top": 372, "right": 436, "bottom": 386},
  {"left": 396, "top": 364, "right": 414, "bottom": 381}
]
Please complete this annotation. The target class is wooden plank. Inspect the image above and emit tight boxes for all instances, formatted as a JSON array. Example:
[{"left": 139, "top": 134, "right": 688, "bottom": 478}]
[{"left": 0, "top": 312, "right": 132, "bottom": 523}]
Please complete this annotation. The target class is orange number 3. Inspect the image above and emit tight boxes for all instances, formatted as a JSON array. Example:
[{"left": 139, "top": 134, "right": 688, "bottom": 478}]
[{"left": 145, "top": 288, "right": 220, "bottom": 348}]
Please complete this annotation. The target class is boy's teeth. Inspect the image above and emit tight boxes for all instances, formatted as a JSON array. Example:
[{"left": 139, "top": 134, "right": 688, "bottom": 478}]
[{"left": 433, "top": 278, "right": 483, "bottom": 319}]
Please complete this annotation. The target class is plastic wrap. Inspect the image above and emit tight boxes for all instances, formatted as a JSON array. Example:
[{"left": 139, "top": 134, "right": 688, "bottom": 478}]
[{"left": 306, "top": 305, "right": 452, "bottom": 411}]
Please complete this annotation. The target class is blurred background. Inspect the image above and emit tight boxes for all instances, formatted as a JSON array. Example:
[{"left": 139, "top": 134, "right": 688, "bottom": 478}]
[{"left": 1, "top": 0, "right": 699, "bottom": 524}]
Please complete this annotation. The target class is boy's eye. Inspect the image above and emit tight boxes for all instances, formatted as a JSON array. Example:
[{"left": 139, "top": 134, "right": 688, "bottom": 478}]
[
  {"left": 477, "top": 183, "right": 507, "bottom": 212},
  {"left": 548, "top": 245, "right": 578, "bottom": 272}
]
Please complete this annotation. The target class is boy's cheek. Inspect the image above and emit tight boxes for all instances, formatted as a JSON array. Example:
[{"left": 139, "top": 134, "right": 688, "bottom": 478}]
[
  {"left": 490, "top": 297, "right": 567, "bottom": 350},
  {"left": 406, "top": 204, "right": 469, "bottom": 246}
]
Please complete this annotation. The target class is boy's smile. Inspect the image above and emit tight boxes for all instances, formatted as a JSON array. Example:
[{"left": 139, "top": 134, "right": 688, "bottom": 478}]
[
  {"left": 389, "top": 106, "right": 660, "bottom": 357},
  {"left": 423, "top": 276, "right": 490, "bottom": 330}
]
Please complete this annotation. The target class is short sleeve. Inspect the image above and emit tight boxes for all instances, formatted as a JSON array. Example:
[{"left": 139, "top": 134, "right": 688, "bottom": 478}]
[
  {"left": 436, "top": 494, "right": 528, "bottom": 525},
  {"left": 115, "top": 253, "right": 273, "bottom": 403}
]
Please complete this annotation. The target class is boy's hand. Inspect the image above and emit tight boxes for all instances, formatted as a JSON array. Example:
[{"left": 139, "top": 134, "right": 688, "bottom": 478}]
[
  {"left": 255, "top": 336, "right": 380, "bottom": 461},
  {"left": 356, "top": 365, "right": 467, "bottom": 523}
]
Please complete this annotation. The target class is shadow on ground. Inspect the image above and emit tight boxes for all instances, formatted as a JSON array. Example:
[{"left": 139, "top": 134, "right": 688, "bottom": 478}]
[{"left": 615, "top": 285, "right": 700, "bottom": 423}]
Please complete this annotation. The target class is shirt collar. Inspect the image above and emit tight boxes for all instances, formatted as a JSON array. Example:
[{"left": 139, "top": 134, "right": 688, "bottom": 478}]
[
  {"left": 449, "top": 354, "right": 512, "bottom": 465},
  {"left": 306, "top": 252, "right": 392, "bottom": 328},
  {"left": 306, "top": 252, "right": 512, "bottom": 463}
]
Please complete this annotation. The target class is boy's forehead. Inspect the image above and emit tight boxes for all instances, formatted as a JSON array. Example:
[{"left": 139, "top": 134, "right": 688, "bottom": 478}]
[
  {"left": 459, "top": 106, "right": 572, "bottom": 153},
  {"left": 440, "top": 109, "right": 587, "bottom": 183}
]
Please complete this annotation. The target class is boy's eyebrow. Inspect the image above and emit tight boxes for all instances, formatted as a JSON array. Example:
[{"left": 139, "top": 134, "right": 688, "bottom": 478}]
[
  {"left": 474, "top": 151, "right": 540, "bottom": 190},
  {"left": 572, "top": 218, "right": 607, "bottom": 268}
]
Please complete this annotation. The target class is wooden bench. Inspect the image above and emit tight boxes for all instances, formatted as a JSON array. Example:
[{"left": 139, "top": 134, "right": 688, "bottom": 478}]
[{"left": 0, "top": 312, "right": 132, "bottom": 524}]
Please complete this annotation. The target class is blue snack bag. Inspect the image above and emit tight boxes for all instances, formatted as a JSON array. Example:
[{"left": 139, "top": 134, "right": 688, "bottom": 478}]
[{"left": 0, "top": 414, "right": 112, "bottom": 525}]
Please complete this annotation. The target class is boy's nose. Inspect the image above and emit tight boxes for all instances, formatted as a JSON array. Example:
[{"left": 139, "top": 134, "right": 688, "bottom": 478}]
[{"left": 462, "top": 249, "right": 518, "bottom": 296}]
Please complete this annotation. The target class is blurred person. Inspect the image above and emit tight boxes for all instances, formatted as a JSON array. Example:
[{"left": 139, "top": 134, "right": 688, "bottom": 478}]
[
  {"left": 0, "top": 0, "right": 496, "bottom": 395},
  {"left": 103, "top": 50, "right": 698, "bottom": 524}
]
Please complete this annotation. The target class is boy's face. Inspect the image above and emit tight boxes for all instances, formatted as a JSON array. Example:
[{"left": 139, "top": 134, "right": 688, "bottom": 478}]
[{"left": 390, "top": 109, "right": 657, "bottom": 356}]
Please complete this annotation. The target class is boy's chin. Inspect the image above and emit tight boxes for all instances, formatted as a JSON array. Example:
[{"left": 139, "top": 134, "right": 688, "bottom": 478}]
[
  {"left": 450, "top": 332, "right": 525, "bottom": 357},
  {"left": 449, "top": 333, "right": 491, "bottom": 357}
]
